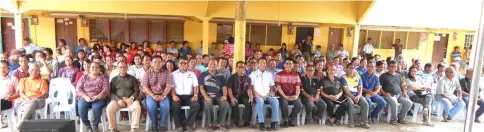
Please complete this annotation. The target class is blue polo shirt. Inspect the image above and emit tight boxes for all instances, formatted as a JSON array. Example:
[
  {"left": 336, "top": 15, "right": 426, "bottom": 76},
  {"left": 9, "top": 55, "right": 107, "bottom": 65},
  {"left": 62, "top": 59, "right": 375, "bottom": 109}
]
[
  {"left": 8, "top": 61, "right": 20, "bottom": 75},
  {"left": 356, "top": 67, "right": 367, "bottom": 75},
  {"left": 276, "top": 62, "right": 284, "bottom": 69},
  {"left": 361, "top": 72, "right": 381, "bottom": 94},
  {"left": 179, "top": 47, "right": 192, "bottom": 57},
  {"left": 199, "top": 71, "right": 226, "bottom": 98}
]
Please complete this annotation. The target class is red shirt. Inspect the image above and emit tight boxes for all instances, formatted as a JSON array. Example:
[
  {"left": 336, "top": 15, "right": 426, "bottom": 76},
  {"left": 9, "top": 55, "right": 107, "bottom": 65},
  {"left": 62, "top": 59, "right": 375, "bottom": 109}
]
[
  {"left": 275, "top": 71, "right": 302, "bottom": 96},
  {"left": 190, "top": 69, "right": 201, "bottom": 77},
  {"left": 124, "top": 53, "right": 134, "bottom": 65}
]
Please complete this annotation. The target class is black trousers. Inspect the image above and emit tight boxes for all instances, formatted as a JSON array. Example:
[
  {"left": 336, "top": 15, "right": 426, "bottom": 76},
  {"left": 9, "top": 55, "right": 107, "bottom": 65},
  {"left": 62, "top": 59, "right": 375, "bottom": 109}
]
[
  {"left": 230, "top": 96, "right": 252, "bottom": 125},
  {"left": 170, "top": 95, "right": 200, "bottom": 128},
  {"left": 279, "top": 97, "right": 302, "bottom": 122},
  {"left": 322, "top": 97, "right": 348, "bottom": 120},
  {"left": 1, "top": 99, "right": 12, "bottom": 111}
]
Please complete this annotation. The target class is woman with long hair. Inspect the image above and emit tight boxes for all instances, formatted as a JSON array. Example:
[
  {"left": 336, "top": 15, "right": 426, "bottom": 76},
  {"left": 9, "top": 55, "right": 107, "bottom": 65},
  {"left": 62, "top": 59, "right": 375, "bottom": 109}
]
[
  {"left": 58, "top": 39, "right": 69, "bottom": 49},
  {"left": 102, "top": 46, "right": 115, "bottom": 58},
  {"left": 57, "top": 56, "right": 80, "bottom": 83},
  {"left": 291, "top": 43, "right": 302, "bottom": 57},
  {"left": 278, "top": 43, "right": 288, "bottom": 59},
  {"left": 142, "top": 40, "right": 153, "bottom": 55},
  {"left": 406, "top": 66, "right": 434, "bottom": 126},
  {"left": 56, "top": 46, "right": 67, "bottom": 62},
  {"left": 164, "top": 60, "right": 177, "bottom": 73}
]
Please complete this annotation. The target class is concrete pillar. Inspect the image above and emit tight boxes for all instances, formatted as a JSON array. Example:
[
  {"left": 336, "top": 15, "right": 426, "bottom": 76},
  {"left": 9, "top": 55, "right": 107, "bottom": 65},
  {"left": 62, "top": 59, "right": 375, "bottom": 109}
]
[
  {"left": 202, "top": 17, "right": 211, "bottom": 54},
  {"left": 14, "top": 12, "right": 23, "bottom": 49},
  {"left": 352, "top": 24, "right": 361, "bottom": 57},
  {"left": 233, "top": 1, "right": 247, "bottom": 69}
]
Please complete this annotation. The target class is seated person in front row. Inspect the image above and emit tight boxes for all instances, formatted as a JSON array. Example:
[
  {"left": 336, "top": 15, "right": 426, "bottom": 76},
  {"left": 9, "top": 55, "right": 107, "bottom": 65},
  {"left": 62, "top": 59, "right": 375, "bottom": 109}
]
[
  {"left": 276, "top": 58, "right": 303, "bottom": 127},
  {"left": 435, "top": 67, "right": 465, "bottom": 122},
  {"left": 76, "top": 62, "right": 110, "bottom": 132},
  {"left": 199, "top": 59, "right": 230, "bottom": 131},
  {"left": 460, "top": 68, "right": 484, "bottom": 123},
  {"left": 406, "top": 66, "right": 434, "bottom": 126},
  {"left": 361, "top": 60, "right": 387, "bottom": 124},
  {"left": 321, "top": 63, "right": 349, "bottom": 126},
  {"left": 342, "top": 64, "right": 370, "bottom": 128},
  {"left": 142, "top": 56, "right": 172, "bottom": 132},
  {"left": 107, "top": 62, "right": 142, "bottom": 132},
  {"left": 380, "top": 60, "right": 413, "bottom": 125},
  {"left": 16, "top": 64, "right": 49, "bottom": 130},
  {"left": 0, "top": 60, "right": 18, "bottom": 111},
  {"left": 300, "top": 65, "right": 326, "bottom": 124},
  {"left": 227, "top": 61, "right": 253, "bottom": 127},
  {"left": 170, "top": 58, "right": 200, "bottom": 131},
  {"left": 250, "top": 58, "right": 280, "bottom": 131}
]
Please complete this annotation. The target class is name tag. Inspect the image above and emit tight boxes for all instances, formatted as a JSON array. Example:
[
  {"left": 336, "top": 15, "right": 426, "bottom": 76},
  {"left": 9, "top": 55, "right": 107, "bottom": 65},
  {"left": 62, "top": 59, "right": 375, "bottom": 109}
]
[{"left": 36, "top": 84, "right": 41, "bottom": 89}]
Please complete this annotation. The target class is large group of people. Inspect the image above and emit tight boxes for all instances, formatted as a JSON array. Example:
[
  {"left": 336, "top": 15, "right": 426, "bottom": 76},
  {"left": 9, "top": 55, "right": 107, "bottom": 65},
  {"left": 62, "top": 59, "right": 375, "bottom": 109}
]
[{"left": 0, "top": 36, "right": 483, "bottom": 132}]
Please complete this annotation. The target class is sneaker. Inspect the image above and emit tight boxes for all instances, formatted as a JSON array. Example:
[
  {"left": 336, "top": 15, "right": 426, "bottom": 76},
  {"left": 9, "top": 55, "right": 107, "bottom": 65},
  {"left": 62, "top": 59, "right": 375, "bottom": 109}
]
[
  {"left": 271, "top": 122, "right": 278, "bottom": 131},
  {"left": 259, "top": 123, "right": 266, "bottom": 131}
]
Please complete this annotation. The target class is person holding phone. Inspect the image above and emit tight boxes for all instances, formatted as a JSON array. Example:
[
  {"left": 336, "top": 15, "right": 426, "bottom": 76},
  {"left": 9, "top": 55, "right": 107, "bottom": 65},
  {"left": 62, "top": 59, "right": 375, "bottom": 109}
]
[{"left": 320, "top": 62, "right": 349, "bottom": 126}]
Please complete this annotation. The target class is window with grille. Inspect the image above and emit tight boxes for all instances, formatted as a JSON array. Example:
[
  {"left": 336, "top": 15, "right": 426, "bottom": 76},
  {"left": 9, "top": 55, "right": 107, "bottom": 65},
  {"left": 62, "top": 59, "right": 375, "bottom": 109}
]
[
  {"left": 88, "top": 19, "right": 183, "bottom": 44},
  {"left": 166, "top": 21, "right": 184, "bottom": 43},
  {"left": 363, "top": 29, "right": 422, "bottom": 49},
  {"left": 89, "top": 19, "right": 109, "bottom": 42},
  {"left": 464, "top": 34, "right": 474, "bottom": 48},
  {"left": 239, "top": 24, "right": 283, "bottom": 46},
  {"left": 217, "top": 24, "right": 233, "bottom": 44}
]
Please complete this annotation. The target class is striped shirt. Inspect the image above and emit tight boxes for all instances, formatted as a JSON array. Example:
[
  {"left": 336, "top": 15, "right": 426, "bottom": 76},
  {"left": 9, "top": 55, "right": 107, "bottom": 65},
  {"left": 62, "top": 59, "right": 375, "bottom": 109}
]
[
  {"left": 275, "top": 71, "right": 302, "bottom": 96},
  {"left": 142, "top": 69, "right": 173, "bottom": 94}
]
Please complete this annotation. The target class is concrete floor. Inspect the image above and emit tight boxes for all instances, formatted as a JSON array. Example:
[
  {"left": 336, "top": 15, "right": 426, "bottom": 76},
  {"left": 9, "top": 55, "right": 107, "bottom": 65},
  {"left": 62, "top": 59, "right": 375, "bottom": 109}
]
[{"left": 2, "top": 113, "right": 484, "bottom": 132}]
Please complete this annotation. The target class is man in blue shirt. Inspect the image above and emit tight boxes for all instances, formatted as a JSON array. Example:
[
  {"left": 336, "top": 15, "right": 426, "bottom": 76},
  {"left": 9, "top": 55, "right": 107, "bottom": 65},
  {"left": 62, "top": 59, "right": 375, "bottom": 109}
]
[
  {"left": 1, "top": 52, "right": 19, "bottom": 75},
  {"left": 179, "top": 41, "right": 192, "bottom": 58},
  {"left": 356, "top": 58, "right": 368, "bottom": 75},
  {"left": 361, "top": 60, "right": 387, "bottom": 123},
  {"left": 199, "top": 59, "right": 230, "bottom": 131}
]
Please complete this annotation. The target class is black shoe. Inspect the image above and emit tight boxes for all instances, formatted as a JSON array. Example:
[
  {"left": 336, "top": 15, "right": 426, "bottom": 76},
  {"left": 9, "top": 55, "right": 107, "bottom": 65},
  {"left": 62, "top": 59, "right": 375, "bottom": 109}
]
[
  {"left": 288, "top": 121, "right": 296, "bottom": 127},
  {"left": 150, "top": 126, "right": 158, "bottom": 132},
  {"left": 85, "top": 126, "right": 93, "bottom": 132},
  {"left": 281, "top": 121, "right": 289, "bottom": 128},
  {"left": 159, "top": 127, "right": 167, "bottom": 132},
  {"left": 92, "top": 126, "right": 99, "bottom": 132},
  {"left": 244, "top": 121, "right": 250, "bottom": 127},
  {"left": 271, "top": 122, "right": 278, "bottom": 131},
  {"left": 259, "top": 123, "right": 266, "bottom": 131},
  {"left": 475, "top": 119, "right": 482, "bottom": 123}
]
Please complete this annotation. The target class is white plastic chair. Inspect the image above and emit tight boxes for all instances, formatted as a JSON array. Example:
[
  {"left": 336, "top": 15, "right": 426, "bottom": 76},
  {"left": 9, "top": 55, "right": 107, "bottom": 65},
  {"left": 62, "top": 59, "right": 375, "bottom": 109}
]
[
  {"left": 45, "top": 78, "right": 70, "bottom": 119},
  {"left": 0, "top": 108, "right": 15, "bottom": 132},
  {"left": 49, "top": 78, "right": 77, "bottom": 120},
  {"left": 116, "top": 108, "right": 132, "bottom": 124},
  {"left": 169, "top": 106, "right": 196, "bottom": 129},
  {"left": 79, "top": 108, "right": 108, "bottom": 132}
]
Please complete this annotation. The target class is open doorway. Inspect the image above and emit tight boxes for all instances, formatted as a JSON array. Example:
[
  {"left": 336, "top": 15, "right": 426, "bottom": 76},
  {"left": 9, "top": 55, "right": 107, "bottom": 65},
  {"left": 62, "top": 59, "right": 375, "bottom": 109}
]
[
  {"left": 432, "top": 33, "right": 449, "bottom": 65},
  {"left": 295, "top": 27, "right": 314, "bottom": 44}
]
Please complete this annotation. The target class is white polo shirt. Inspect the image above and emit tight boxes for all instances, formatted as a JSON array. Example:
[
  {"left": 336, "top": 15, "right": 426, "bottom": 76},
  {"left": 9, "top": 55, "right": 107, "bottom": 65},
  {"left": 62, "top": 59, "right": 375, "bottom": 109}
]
[
  {"left": 249, "top": 69, "right": 275, "bottom": 97},
  {"left": 171, "top": 69, "right": 198, "bottom": 95},
  {"left": 363, "top": 43, "right": 374, "bottom": 54}
]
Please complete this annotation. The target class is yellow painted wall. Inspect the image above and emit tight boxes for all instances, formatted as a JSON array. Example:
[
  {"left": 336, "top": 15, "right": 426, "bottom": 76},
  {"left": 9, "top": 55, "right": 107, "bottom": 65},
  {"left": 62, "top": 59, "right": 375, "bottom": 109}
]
[{"left": 28, "top": 16, "right": 56, "bottom": 52}]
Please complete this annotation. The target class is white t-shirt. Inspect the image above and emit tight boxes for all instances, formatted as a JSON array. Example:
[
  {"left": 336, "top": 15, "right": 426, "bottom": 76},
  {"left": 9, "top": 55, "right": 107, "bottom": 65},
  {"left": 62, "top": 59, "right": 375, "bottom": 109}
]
[
  {"left": 249, "top": 69, "right": 275, "bottom": 97},
  {"left": 171, "top": 70, "right": 199, "bottom": 95}
]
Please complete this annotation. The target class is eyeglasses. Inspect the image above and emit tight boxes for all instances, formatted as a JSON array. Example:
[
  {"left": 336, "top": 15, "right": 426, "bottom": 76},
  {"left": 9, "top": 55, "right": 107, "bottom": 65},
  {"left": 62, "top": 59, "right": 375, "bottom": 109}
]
[{"left": 237, "top": 66, "right": 245, "bottom": 69}]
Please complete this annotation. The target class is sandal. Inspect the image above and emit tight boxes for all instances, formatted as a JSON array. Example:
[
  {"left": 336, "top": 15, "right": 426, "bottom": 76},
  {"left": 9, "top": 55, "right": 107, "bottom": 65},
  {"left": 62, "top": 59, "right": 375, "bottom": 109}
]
[{"left": 390, "top": 120, "right": 397, "bottom": 125}]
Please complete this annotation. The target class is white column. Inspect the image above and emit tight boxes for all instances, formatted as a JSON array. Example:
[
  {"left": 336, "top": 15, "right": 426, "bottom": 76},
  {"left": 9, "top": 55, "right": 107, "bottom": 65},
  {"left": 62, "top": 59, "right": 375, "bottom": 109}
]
[
  {"left": 14, "top": 12, "right": 23, "bottom": 49},
  {"left": 464, "top": 1, "right": 484, "bottom": 132},
  {"left": 352, "top": 25, "right": 361, "bottom": 57}
]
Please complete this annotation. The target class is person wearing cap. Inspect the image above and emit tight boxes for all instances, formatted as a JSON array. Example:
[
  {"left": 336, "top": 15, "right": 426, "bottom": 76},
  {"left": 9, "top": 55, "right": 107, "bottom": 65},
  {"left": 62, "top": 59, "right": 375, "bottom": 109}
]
[{"left": 22, "top": 37, "right": 41, "bottom": 55}]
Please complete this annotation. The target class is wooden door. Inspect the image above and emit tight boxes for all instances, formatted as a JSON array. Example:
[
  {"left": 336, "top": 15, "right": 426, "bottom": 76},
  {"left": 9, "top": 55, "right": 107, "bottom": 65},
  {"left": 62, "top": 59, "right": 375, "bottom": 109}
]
[
  {"left": 327, "top": 27, "right": 343, "bottom": 49},
  {"left": 1, "top": 18, "right": 15, "bottom": 53},
  {"left": 55, "top": 18, "right": 78, "bottom": 49},
  {"left": 432, "top": 34, "right": 449, "bottom": 65}
]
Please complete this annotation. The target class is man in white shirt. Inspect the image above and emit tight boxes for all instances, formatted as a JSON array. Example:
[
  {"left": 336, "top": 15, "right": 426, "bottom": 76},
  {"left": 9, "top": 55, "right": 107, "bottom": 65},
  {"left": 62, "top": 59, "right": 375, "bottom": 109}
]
[
  {"left": 336, "top": 44, "right": 349, "bottom": 58},
  {"left": 362, "top": 38, "right": 374, "bottom": 59},
  {"left": 170, "top": 58, "right": 200, "bottom": 131},
  {"left": 22, "top": 37, "right": 41, "bottom": 55},
  {"left": 249, "top": 58, "right": 280, "bottom": 131}
]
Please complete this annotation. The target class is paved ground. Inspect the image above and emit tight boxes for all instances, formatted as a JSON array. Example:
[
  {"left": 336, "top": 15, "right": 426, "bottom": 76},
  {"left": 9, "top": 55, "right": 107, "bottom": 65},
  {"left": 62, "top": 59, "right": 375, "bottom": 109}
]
[{"left": 2, "top": 112, "right": 483, "bottom": 132}]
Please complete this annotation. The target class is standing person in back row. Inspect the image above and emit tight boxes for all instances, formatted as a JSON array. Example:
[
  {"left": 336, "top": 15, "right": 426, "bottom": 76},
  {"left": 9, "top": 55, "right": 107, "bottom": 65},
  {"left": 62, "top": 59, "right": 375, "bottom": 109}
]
[
  {"left": 276, "top": 58, "right": 302, "bottom": 127},
  {"left": 380, "top": 60, "right": 413, "bottom": 125},
  {"left": 362, "top": 38, "right": 374, "bottom": 59},
  {"left": 301, "top": 35, "right": 313, "bottom": 61},
  {"left": 392, "top": 39, "right": 403, "bottom": 57}
]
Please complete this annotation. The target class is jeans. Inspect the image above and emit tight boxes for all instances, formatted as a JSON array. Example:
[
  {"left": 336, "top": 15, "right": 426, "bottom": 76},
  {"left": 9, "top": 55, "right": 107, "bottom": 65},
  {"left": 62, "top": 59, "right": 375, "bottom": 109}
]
[
  {"left": 170, "top": 95, "right": 200, "bottom": 128},
  {"left": 383, "top": 95, "right": 413, "bottom": 121},
  {"left": 145, "top": 96, "right": 170, "bottom": 128},
  {"left": 78, "top": 99, "right": 106, "bottom": 127},
  {"left": 346, "top": 96, "right": 369, "bottom": 123},
  {"left": 203, "top": 97, "right": 230, "bottom": 126},
  {"left": 230, "top": 96, "right": 252, "bottom": 125},
  {"left": 462, "top": 96, "right": 484, "bottom": 119},
  {"left": 439, "top": 95, "right": 465, "bottom": 118},
  {"left": 255, "top": 97, "right": 280, "bottom": 123},
  {"left": 409, "top": 95, "right": 433, "bottom": 122},
  {"left": 303, "top": 95, "right": 326, "bottom": 121},
  {"left": 365, "top": 95, "right": 387, "bottom": 118},
  {"left": 279, "top": 97, "right": 303, "bottom": 122}
]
